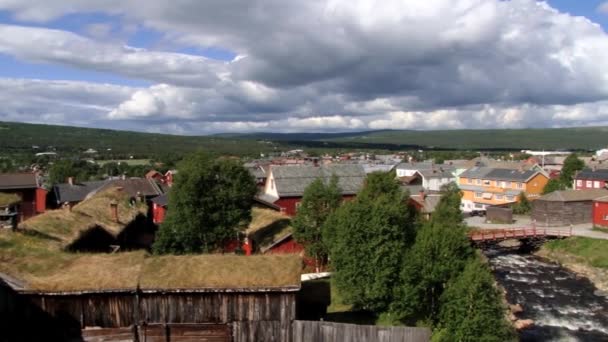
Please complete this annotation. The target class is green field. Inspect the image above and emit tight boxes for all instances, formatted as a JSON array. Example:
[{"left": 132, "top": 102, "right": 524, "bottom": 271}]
[{"left": 544, "top": 237, "right": 608, "bottom": 269}]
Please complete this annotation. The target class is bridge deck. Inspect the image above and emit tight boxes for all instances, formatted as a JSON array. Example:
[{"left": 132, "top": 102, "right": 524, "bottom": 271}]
[{"left": 469, "top": 227, "right": 572, "bottom": 242}]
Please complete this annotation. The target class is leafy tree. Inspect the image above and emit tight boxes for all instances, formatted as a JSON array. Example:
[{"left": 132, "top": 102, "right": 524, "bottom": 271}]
[
  {"left": 323, "top": 171, "right": 416, "bottom": 312},
  {"left": 292, "top": 175, "right": 341, "bottom": 270},
  {"left": 48, "top": 160, "right": 101, "bottom": 185},
  {"left": 153, "top": 152, "right": 257, "bottom": 254},
  {"left": 542, "top": 178, "right": 565, "bottom": 194},
  {"left": 559, "top": 153, "right": 584, "bottom": 188},
  {"left": 392, "top": 184, "right": 473, "bottom": 323},
  {"left": 512, "top": 192, "right": 531, "bottom": 215},
  {"left": 433, "top": 257, "right": 515, "bottom": 342}
]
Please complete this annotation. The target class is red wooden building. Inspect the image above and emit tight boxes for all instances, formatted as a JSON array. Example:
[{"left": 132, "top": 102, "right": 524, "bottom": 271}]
[
  {"left": 574, "top": 168, "right": 608, "bottom": 190},
  {"left": 0, "top": 173, "right": 46, "bottom": 221},
  {"left": 151, "top": 193, "right": 168, "bottom": 224},
  {"left": 593, "top": 196, "right": 608, "bottom": 227},
  {"left": 258, "top": 164, "right": 366, "bottom": 216}
]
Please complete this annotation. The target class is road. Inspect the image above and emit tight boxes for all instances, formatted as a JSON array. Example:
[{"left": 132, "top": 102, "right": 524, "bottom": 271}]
[{"left": 465, "top": 215, "right": 608, "bottom": 240}]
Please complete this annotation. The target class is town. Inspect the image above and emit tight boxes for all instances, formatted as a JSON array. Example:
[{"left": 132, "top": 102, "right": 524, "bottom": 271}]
[{"left": 1, "top": 143, "right": 608, "bottom": 341}]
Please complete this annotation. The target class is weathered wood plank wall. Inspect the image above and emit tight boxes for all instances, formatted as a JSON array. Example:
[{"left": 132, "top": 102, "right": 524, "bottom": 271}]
[{"left": 292, "top": 320, "right": 431, "bottom": 342}]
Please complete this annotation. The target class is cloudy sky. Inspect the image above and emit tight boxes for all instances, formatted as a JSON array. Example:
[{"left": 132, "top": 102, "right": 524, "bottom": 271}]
[{"left": 0, "top": 0, "right": 608, "bottom": 134}]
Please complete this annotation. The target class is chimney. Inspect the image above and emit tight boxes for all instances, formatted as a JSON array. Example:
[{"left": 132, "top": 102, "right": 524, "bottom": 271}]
[
  {"left": 68, "top": 177, "right": 74, "bottom": 186},
  {"left": 110, "top": 201, "right": 119, "bottom": 223},
  {"left": 419, "top": 189, "right": 426, "bottom": 200},
  {"left": 593, "top": 165, "right": 598, "bottom": 172}
]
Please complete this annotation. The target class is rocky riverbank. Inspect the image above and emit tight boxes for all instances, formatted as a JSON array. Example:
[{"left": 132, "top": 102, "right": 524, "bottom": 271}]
[{"left": 536, "top": 247, "right": 608, "bottom": 295}]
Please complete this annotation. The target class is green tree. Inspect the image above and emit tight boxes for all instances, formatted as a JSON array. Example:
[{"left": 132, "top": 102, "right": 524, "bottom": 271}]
[
  {"left": 323, "top": 171, "right": 416, "bottom": 312},
  {"left": 292, "top": 175, "right": 341, "bottom": 270},
  {"left": 559, "top": 153, "right": 585, "bottom": 188},
  {"left": 48, "top": 160, "right": 101, "bottom": 185},
  {"left": 512, "top": 192, "right": 531, "bottom": 215},
  {"left": 393, "top": 184, "right": 473, "bottom": 324},
  {"left": 434, "top": 258, "right": 515, "bottom": 342},
  {"left": 542, "top": 178, "right": 565, "bottom": 194},
  {"left": 153, "top": 152, "right": 257, "bottom": 254}
]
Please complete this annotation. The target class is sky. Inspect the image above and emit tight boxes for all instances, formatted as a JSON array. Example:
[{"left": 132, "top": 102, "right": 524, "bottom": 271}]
[{"left": 0, "top": 0, "right": 608, "bottom": 135}]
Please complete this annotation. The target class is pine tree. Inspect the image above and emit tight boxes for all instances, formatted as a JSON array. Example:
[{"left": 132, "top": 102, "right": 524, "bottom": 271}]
[
  {"left": 392, "top": 184, "right": 473, "bottom": 323},
  {"left": 323, "top": 171, "right": 416, "bottom": 312},
  {"left": 559, "top": 153, "right": 585, "bottom": 188},
  {"left": 434, "top": 257, "right": 516, "bottom": 342},
  {"left": 153, "top": 152, "right": 258, "bottom": 254},
  {"left": 292, "top": 175, "right": 341, "bottom": 270}
]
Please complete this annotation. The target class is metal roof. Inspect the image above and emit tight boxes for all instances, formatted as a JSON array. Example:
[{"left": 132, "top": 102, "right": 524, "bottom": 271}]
[
  {"left": 0, "top": 173, "right": 39, "bottom": 190},
  {"left": 271, "top": 164, "right": 366, "bottom": 197},
  {"left": 538, "top": 189, "right": 608, "bottom": 202},
  {"left": 576, "top": 168, "right": 608, "bottom": 181}
]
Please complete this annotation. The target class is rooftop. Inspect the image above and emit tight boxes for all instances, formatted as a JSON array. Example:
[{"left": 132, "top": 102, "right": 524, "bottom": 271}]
[
  {"left": 271, "top": 164, "right": 366, "bottom": 197},
  {"left": 539, "top": 189, "right": 608, "bottom": 202},
  {"left": 0, "top": 173, "right": 39, "bottom": 190}
]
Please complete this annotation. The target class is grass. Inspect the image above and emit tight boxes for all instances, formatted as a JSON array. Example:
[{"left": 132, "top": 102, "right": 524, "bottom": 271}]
[
  {"left": 246, "top": 207, "right": 293, "bottom": 251},
  {"left": 0, "top": 193, "right": 20, "bottom": 207},
  {"left": 20, "top": 187, "right": 146, "bottom": 247},
  {"left": 544, "top": 237, "right": 608, "bottom": 269},
  {"left": 592, "top": 226, "right": 608, "bottom": 234},
  {"left": 0, "top": 230, "right": 301, "bottom": 292},
  {"left": 140, "top": 254, "right": 301, "bottom": 290}
]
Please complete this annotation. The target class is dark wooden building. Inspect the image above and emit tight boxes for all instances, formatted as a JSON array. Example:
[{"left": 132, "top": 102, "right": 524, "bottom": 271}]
[
  {"left": 531, "top": 189, "right": 608, "bottom": 226},
  {"left": 0, "top": 173, "right": 47, "bottom": 221},
  {"left": 0, "top": 251, "right": 301, "bottom": 342}
]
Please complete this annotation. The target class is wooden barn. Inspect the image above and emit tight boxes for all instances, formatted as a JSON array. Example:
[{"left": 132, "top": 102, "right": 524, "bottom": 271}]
[
  {"left": 258, "top": 164, "right": 365, "bottom": 216},
  {"left": 0, "top": 229, "right": 301, "bottom": 342},
  {"left": 531, "top": 189, "right": 608, "bottom": 226}
]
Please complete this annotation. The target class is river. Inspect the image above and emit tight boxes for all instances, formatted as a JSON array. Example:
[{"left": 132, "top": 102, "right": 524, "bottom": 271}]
[{"left": 486, "top": 250, "right": 608, "bottom": 341}]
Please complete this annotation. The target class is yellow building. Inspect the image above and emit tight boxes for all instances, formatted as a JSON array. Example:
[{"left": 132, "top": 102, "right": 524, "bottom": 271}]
[{"left": 459, "top": 167, "right": 549, "bottom": 212}]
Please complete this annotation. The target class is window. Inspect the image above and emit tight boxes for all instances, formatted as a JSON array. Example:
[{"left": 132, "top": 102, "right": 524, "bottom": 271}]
[
  {"left": 495, "top": 195, "right": 504, "bottom": 200},
  {"left": 604, "top": 214, "right": 608, "bottom": 221},
  {"left": 506, "top": 195, "right": 515, "bottom": 201},
  {"left": 595, "top": 181, "right": 601, "bottom": 189},
  {"left": 467, "top": 178, "right": 472, "bottom": 184},
  {"left": 474, "top": 203, "right": 484, "bottom": 209},
  {"left": 475, "top": 192, "right": 482, "bottom": 198},
  {"left": 460, "top": 203, "right": 465, "bottom": 208},
  {"left": 517, "top": 183, "right": 523, "bottom": 189},
  {"left": 576, "top": 180, "right": 582, "bottom": 187},
  {"left": 483, "top": 180, "right": 490, "bottom": 185},
  {"left": 586, "top": 180, "right": 593, "bottom": 188},
  {"left": 476, "top": 179, "right": 481, "bottom": 185},
  {"left": 500, "top": 181, "right": 507, "bottom": 188}
]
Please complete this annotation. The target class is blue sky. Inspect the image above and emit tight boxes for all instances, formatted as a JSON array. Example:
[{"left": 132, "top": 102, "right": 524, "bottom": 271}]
[{"left": 0, "top": 1, "right": 607, "bottom": 134}]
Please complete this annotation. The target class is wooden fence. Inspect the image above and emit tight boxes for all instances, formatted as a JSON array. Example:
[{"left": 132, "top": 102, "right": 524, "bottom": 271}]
[{"left": 292, "top": 320, "right": 431, "bottom": 342}]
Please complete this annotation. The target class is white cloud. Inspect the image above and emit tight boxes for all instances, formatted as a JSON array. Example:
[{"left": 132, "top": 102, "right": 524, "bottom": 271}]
[
  {"left": 598, "top": 2, "right": 608, "bottom": 15},
  {"left": 0, "top": 0, "right": 607, "bottom": 132}
]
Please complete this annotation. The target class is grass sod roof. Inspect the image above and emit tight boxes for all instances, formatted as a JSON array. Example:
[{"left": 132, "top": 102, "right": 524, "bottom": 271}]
[
  {"left": 0, "top": 231, "right": 301, "bottom": 294},
  {"left": 246, "top": 207, "right": 293, "bottom": 251},
  {"left": 0, "top": 193, "right": 21, "bottom": 207},
  {"left": 19, "top": 187, "right": 147, "bottom": 248},
  {"left": 139, "top": 254, "right": 301, "bottom": 291}
]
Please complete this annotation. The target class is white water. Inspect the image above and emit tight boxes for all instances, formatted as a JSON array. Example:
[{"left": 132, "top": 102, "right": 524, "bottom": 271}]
[{"left": 487, "top": 252, "right": 608, "bottom": 342}]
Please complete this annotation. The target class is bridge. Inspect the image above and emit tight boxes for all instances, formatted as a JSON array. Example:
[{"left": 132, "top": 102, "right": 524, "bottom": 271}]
[{"left": 469, "top": 227, "right": 572, "bottom": 246}]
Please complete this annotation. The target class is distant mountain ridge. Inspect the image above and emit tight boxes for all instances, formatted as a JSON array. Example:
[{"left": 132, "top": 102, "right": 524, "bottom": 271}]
[{"left": 1, "top": 120, "right": 607, "bottom": 153}]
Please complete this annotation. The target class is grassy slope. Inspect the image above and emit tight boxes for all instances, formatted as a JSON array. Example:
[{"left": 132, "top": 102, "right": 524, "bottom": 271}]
[
  {"left": 543, "top": 237, "right": 608, "bottom": 269},
  {"left": 328, "top": 127, "right": 608, "bottom": 150},
  {"left": 0, "top": 121, "right": 278, "bottom": 156}
]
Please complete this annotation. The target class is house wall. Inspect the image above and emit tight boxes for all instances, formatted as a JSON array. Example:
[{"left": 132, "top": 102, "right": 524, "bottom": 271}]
[
  {"left": 575, "top": 178, "right": 607, "bottom": 190},
  {"left": 593, "top": 202, "right": 608, "bottom": 227},
  {"left": 1, "top": 287, "right": 297, "bottom": 341},
  {"left": 35, "top": 188, "right": 47, "bottom": 214},
  {"left": 152, "top": 203, "right": 166, "bottom": 224},
  {"left": 265, "top": 236, "right": 305, "bottom": 255},
  {"left": 532, "top": 200, "right": 593, "bottom": 226},
  {"left": 1, "top": 188, "right": 39, "bottom": 220},
  {"left": 526, "top": 173, "right": 550, "bottom": 199}
]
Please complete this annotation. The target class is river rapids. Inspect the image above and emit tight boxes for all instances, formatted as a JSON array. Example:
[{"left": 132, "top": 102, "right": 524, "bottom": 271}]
[{"left": 486, "top": 250, "right": 608, "bottom": 341}]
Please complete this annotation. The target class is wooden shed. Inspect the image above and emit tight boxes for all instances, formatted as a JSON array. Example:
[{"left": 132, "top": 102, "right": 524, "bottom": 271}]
[
  {"left": 0, "top": 238, "right": 301, "bottom": 342},
  {"left": 531, "top": 189, "right": 608, "bottom": 226}
]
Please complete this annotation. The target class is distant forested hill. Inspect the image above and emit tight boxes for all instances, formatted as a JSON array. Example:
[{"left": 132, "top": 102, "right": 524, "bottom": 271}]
[{"left": 224, "top": 127, "right": 608, "bottom": 151}]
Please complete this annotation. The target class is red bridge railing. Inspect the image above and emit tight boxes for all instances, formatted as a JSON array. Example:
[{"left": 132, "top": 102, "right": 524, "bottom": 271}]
[{"left": 469, "top": 227, "right": 572, "bottom": 242}]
